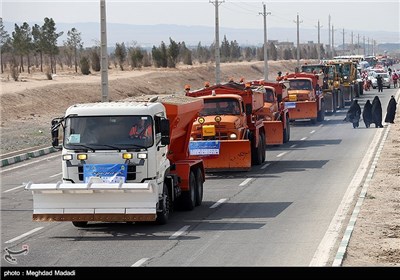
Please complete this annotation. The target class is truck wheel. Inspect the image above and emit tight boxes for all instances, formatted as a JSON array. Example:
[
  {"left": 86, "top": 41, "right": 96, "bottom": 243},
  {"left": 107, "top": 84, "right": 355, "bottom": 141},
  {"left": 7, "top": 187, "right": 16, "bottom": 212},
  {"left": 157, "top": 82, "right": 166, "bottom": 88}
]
[
  {"left": 283, "top": 115, "right": 290, "bottom": 143},
  {"left": 251, "top": 133, "right": 263, "bottom": 165},
  {"left": 260, "top": 133, "right": 266, "bottom": 163},
  {"left": 72, "top": 221, "right": 88, "bottom": 228},
  {"left": 195, "top": 168, "right": 203, "bottom": 206},
  {"left": 156, "top": 182, "right": 170, "bottom": 225},
  {"left": 317, "top": 101, "right": 325, "bottom": 122},
  {"left": 181, "top": 171, "right": 196, "bottom": 211}
]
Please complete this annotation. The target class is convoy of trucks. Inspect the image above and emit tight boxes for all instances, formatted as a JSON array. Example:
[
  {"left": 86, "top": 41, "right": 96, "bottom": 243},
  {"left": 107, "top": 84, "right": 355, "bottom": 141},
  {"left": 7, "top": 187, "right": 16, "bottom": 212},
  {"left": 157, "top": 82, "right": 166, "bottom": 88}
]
[
  {"left": 24, "top": 58, "right": 371, "bottom": 226},
  {"left": 25, "top": 95, "right": 205, "bottom": 227}
]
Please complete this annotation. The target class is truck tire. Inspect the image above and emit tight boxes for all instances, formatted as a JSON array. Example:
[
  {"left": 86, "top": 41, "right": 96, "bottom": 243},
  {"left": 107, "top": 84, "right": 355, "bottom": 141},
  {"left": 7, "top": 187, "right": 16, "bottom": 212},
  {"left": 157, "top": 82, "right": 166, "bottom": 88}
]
[
  {"left": 156, "top": 182, "right": 170, "bottom": 225},
  {"left": 195, "top": 168, "right": 203, "bottom": 206},
  {"left": 180, "top": 171, "right": 196, "bottom": 211},
  {"left": 283, "top": 114, "right": 290, "bottom": 143},
  {"left": 260, "top": 133, "right": 266, "bottom": 163},
  {"left": 72, "top": 221, "right": 88, "bottom": 228},
  {"left": 317, "top": 101, "right": 325, "bottom": 122},
  {"left": 251, "top": 133, "right": 263, "bottom": 165}
]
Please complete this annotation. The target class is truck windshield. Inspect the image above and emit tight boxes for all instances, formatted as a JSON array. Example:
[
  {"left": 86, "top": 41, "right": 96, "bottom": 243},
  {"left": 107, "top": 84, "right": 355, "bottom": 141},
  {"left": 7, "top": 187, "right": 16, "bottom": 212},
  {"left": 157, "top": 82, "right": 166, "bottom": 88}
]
[
  {"left": 201, "top": 98, "right": 241, "bottom": 116},
  {"left": 64, "top": 115, "right": 154, "bottom": 150},
  {"left": 289, "top": 79, "right": 312, "bottom": 90}
]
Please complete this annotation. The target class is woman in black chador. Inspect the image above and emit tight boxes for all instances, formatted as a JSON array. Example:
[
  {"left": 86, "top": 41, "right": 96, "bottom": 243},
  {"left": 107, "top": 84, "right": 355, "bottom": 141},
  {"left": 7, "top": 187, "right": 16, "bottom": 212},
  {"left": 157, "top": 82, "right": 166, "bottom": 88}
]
[
  {"left": 346, "top": 99, "right": 361, "bottom": 128},
  {"left": 384, "top": 95, "right": 397, "bottom": 124},
  {"left": 371, "top": 95, "right": 383, "bottom": 128},
  {"left": 362, "top": 99, "right": 373, "bottom": 128}
]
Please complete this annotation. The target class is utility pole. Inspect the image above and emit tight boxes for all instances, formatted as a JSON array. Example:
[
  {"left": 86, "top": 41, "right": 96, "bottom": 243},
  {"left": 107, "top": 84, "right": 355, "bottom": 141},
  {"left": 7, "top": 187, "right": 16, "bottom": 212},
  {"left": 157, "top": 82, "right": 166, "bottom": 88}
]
[
  {"left": 351, "top": 31, "right": 354, "bottom": 55},
  {"left": 357, "top": 33, "right": 360, "bottom": 55},
  {"left": 367, "top": 37, "right": 370, "bottom": 55},
  {"left": 210, "top": 0, "right": 224, "bottom": 84},
  {"left": 341, "top": 28, "right": 345, "bottom": 54},
  {"left": 315, "top": 19, "right": 322, "bottom": 61},
  {"left": 331, "top": 25, "right": 335, "bottom": 58},
  {"left": 294, "top": 13, "right": 303, "bottom": 68},
  {"left": 100, "top": 0, "right": 108, "bottom": 102},
  {"left": 260, "top": 3, "right": 271, "bottom": 81},
  {"left": 328, "top": 15, "right": 331, "bottom": 58},
  {"left": 363, "top": 35, "right": 366, "bottom": 56}
]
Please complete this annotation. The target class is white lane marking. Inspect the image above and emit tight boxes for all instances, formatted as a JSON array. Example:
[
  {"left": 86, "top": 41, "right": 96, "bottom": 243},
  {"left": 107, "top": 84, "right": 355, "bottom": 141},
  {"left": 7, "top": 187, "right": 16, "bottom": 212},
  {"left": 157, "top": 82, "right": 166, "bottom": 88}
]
[
  {"left": 276, "top": 152, "right": 287, "bottom": 158},
  {"left": 300, "top": 137, "right": 307, "bottom": 141},
  {"left": 310, "top": 130, "right": 316, "bottom": 134},
  {"left": 290, "top": 144, "right": 297, "bottom": 148},
  {"left": 5, "top": 227, "right": 44, "bottom": 244},
  {"left": 50, "top": 172, "right": 62, "bottom": 178},
  {"left": 210, "top": 198, "right": 227, "bottom": 209},
  {"left": 326, "top": 118, "right": 331, "bottom": 121},
  {"left": 261, "top": 163, "right": 270, "bottom": 170},
  {"left": 3, "top": 185, "right": 24, "bottom": 193},
  {"left": 1, "top": 154, "right": 60, "bottom": 173},
  {"left": 169, "top": 225, "right": 190, "bottom": 240},
  {"left": 131, "top": 258, "right": 149, "bottom": 267},
  {"left": 239, "top": 178, "right": 252, "bottom": 186}
]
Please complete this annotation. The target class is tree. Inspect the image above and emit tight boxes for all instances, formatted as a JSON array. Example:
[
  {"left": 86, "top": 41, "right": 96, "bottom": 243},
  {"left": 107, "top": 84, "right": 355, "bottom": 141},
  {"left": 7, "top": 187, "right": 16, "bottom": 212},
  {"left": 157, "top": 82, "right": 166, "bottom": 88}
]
[
  {"left": 11, "top": 22, "right": 32, "bottom": 73},
  {"left": 230, "top": 40, "right": 241, "bottom": 61},
  {"left": 167, "top": 37, "right": 179, "bottom": 68},
  {"left": 90, "top": 46, "right": 101, "bottom": 71},
  {"left": 66, "top": 28, "right": 83, "bottom": 72},
  {"left": 0, "top": 17, "right": 11, "bottom": 73},
  {"left": 220, "top": 35, "right": 230, "bottom": 62},
  {"left": 41, "top": 17, "right": 63, "bottom": 74},
  {"left": 114, "top": 42, "right": 127, "bottom": 70},
  {"left": 160, "top": 41, "right": 167, "bottom": 68},
  {"left": 32, "top": 24, "right": 45, "bottom": 72},
  {"left": 129, "top": 47, "right": 144, "bottom": 68},
  {"left": 151, "top": 45, "right": 162, "bottom": 67},
  {"left": 269, "top": 42, "right": 278, "bottom": 61}
]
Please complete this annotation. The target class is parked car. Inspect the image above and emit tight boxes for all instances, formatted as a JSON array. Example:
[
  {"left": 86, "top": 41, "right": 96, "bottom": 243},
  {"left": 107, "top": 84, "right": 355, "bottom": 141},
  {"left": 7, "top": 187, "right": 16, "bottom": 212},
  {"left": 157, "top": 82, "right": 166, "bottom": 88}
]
[{"left": 369, "top": 72, "right": 391, "bottom": 89}]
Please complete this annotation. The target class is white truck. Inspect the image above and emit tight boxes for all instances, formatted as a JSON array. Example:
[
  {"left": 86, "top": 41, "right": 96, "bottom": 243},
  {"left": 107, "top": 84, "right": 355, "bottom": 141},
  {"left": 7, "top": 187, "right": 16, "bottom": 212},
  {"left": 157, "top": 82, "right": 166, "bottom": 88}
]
[{"left": 25, "top": 95, "right": 205, "bottom": 227}]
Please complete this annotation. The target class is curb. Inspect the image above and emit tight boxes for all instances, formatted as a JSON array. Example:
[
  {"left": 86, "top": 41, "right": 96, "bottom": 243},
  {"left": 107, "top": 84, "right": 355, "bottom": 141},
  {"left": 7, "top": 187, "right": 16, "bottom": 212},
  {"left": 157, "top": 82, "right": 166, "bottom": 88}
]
[{"left": 0, "top": 146, "right": 58, "bottom": 167}]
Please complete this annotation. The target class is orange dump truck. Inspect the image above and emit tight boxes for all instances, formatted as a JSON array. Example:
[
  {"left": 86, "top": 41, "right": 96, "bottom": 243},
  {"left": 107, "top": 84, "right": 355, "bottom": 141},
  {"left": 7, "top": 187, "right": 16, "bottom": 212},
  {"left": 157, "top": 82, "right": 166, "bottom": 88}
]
[
  {"left": 186, "top": 82, "right": 266, "bottom": 172},
  {"left": 25, "top": 95, "right": 205, "bottom": 227},
  {"left": 250, "top": 80, "right": 290, "bottom": 145},
  {"left": 283, "top": 72, "right": 325, "bottom": 124}
]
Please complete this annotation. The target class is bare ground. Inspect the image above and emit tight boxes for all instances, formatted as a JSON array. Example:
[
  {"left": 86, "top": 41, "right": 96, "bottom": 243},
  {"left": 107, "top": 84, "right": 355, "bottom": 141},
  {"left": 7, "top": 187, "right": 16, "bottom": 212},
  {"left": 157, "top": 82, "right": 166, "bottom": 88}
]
[{"left": 0, "top": 60, "right": 399, "bottom": 266}]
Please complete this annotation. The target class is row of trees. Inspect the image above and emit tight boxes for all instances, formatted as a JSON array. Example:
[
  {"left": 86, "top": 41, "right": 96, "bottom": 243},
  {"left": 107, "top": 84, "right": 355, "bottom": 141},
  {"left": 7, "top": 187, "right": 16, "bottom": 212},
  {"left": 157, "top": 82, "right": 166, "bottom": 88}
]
[{"left": 1, "top": 17, "right": 333, "bottom": 79}]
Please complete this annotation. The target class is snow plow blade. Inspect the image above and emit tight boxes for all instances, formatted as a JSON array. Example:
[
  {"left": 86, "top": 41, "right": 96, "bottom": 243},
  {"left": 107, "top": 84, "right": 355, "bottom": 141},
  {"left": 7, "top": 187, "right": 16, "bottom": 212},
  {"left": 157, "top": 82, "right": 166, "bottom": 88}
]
[
  {"left": 25, "top": 181, "right": 158, "bottom": 222},
  {"left": 191, "top": 140, "right": 251, "bottom": 172},
  {"left": 286, "top": 101, "right": 317, "bottom": 120},
  {"left": 263, "top": 121, "right": 283, "bottom": 145}
]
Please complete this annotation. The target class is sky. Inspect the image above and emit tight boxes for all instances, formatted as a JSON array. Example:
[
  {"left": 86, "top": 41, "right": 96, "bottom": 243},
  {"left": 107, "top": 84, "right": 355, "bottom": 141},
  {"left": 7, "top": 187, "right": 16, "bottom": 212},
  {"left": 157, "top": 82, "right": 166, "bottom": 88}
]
[{"left": 1, "top": 0, "right": 399, "bottom": 46}]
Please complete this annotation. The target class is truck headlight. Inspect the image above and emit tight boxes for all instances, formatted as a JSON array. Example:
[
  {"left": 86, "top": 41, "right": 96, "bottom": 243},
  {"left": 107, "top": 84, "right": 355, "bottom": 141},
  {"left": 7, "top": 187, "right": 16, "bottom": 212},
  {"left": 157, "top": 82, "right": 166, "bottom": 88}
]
[
  {"left": 77, "top": 154, "right": 87, "bottom": 160},
  {"left": 229, "top": 133, "right": 237, "bottom": 139},
  {"left": 122, "top": 153, "right": 133, "bottom": 160},
  {"left": 62, "top": 154, "right": 73, "bottom": 161},
  {"left": 190, "top": 136, "right": 194, "bottom": 141},
  {"left": 137, "top": 153, "right": 147, "bottom": 159}
]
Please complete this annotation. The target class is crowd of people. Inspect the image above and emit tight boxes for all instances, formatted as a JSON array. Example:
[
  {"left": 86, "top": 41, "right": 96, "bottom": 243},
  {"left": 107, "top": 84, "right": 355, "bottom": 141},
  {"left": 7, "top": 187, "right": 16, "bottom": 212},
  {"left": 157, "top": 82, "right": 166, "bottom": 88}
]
[{"left": 345, "top": 95, "right": 397, "bottom": 129}]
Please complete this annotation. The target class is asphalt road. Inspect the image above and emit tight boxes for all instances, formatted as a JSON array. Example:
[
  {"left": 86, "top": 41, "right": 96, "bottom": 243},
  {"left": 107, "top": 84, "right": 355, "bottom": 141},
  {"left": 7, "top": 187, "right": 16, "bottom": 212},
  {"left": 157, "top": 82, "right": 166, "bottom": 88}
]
[{"left": 1, "top": 87, "right": 396, "bottom": 267}]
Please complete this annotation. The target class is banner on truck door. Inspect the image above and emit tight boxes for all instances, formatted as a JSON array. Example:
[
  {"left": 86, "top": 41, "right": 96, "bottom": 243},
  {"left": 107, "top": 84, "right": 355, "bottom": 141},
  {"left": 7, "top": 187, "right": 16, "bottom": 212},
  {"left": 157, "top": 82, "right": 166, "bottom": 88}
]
[
  {"left": 284, "top": 102, "right": 297, "bottom": 109},
  {"left": 83, "top": 164, "right": 128, "bottom": 183},
  {"left": 189, "top": 140, "right": 220, "bottom": 156}
]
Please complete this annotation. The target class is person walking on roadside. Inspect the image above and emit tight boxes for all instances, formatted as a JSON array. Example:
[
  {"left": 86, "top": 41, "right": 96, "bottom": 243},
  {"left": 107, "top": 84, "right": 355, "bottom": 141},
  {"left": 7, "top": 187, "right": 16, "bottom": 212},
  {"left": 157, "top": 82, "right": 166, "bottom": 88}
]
[
  {"left": 384, "top": 95, "right": 397, "bottom": 124},
  {"left": 392, "top": 72, "right": 398, "bottom": 88},
  {"left": 362, "top": 99, "right": 373, "bottom": 128},
  {"left": 376, "top": 74, "right": 384, "bottom": 92},
  {"left": 371, "top": 95, "right": 384, "bottom": 128},
  {"left": 345, "top": 99, "right": 362, "bottom": 128}
]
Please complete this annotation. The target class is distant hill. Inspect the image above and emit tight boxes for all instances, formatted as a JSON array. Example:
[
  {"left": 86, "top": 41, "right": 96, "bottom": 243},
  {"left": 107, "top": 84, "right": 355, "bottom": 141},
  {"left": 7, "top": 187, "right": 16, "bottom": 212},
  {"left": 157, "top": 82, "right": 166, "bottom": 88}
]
[{"left": 4, "top": 21, "right": 399, "bottom": 49}]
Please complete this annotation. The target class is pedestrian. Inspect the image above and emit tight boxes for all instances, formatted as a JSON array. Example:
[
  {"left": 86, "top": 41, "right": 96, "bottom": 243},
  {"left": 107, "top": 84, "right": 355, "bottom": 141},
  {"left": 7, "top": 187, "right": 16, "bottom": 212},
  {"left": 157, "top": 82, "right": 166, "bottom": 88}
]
[
  {"left": 376, "top": 74, "right": 383, "bottom": 92},
  {"left": 362, "top": 99, "right": 373, "bottom": 128},
  {"left": 371, "top": 95, "right": 383, "bottom": 128},
  {"left": 392, "top": 72, "right": 398, "bottom": 88},
  {"left": 276, "top": 71, "right": 284, "bottom": 81},
  {"left": 384, "top": 95, "right": 397, "bottom": 124},
  {"left": 345, "top": 99, "right": 361, "bottom": 128}
]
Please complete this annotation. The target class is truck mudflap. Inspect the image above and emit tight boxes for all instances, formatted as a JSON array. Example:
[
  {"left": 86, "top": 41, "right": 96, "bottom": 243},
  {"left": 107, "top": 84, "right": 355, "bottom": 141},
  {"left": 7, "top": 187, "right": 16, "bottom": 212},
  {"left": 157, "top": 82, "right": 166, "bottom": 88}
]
[
  {"left": 189, "top": 140, "right": 251, "bottom": 172},
  {"left": 25, "top": 181, "right": 158, "bottom": 222},
  {"left": 286, "top": 101, "right": 318, "bottom": 120},
  {"left": 263, "top": 121, "right": 283, "bottom": 145}
]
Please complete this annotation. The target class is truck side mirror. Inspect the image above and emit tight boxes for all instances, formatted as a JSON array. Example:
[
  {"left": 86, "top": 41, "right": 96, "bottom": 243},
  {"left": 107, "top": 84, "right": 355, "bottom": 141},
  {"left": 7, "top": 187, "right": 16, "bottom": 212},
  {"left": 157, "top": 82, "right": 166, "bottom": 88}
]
[
  {"left": 160, "top": 119, "right": 170, "bottom": 145},
  {"left": 51, "top": 120, "right": 60, "bottom": 148}
]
